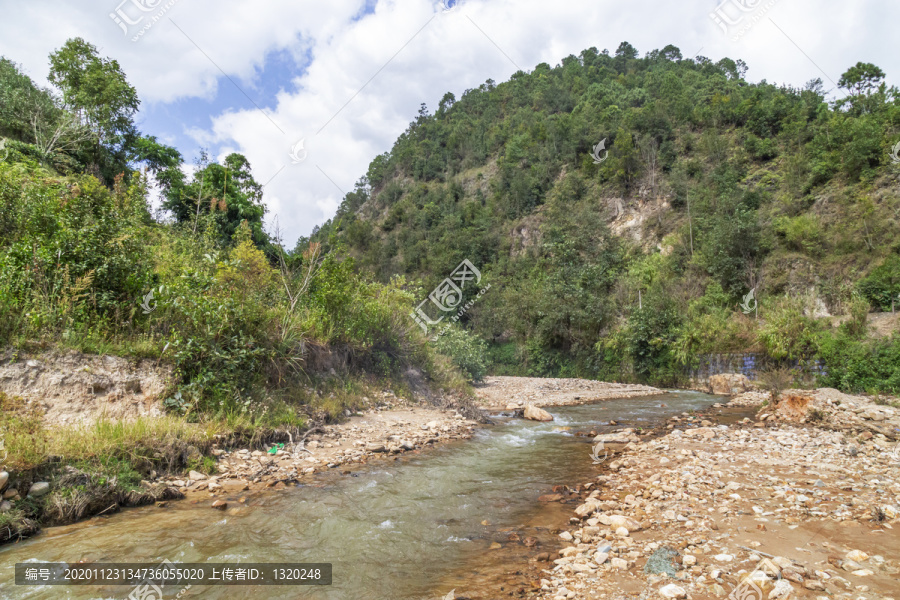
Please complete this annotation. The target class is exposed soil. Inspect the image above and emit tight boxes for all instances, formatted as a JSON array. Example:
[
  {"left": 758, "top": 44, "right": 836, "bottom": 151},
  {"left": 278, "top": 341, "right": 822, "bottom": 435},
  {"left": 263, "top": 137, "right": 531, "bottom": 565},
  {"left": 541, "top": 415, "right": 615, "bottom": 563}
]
[{"left": 0, "top": 350, "right": 173, "bottom": 425}]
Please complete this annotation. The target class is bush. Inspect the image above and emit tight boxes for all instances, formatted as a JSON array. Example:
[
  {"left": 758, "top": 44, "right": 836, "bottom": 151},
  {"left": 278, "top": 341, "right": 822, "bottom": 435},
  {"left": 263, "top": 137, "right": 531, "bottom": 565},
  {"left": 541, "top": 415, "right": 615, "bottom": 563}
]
[
  {"left": 757, "top": 297, "right": 820, "bottom": 360},
  {"left": 0, "top": 166, "right": 154, "bottom": 342},
  {"left": 857, "top": 254, "right": 900, "bottom": 311},
  {"left": 774, "top": 214, "right": 824, "bottom": 256},
  {"left": 756, "top": 367, "right": 795, "bottom": 401},
  {"left": 816, "top": 331, "right": 900, "bottom": 393},
  {"left": 625, "top": 298, "right": 683, "bottom": 384},
  {"left": 432, "top": 327, "right": 488, "bottom": 382}
]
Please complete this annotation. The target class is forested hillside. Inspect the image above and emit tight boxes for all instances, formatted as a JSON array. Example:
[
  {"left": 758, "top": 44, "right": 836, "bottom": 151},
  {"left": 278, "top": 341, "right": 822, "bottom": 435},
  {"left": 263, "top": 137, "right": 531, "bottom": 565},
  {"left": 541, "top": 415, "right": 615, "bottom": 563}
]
[{"left": 315, "top": 42, "right": 900, "bottom": 389}]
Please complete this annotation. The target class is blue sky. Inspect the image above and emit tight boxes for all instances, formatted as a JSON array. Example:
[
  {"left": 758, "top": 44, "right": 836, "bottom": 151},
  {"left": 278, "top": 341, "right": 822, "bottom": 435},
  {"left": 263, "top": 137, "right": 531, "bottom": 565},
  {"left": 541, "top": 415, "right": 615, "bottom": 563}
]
[{"left": 1, "top": 0, "right": 897, "bottom": 246}]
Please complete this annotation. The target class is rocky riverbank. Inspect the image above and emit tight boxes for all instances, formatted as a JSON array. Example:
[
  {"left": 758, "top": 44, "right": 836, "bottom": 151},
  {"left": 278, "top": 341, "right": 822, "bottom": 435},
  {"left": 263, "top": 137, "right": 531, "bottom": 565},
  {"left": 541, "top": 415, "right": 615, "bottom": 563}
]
[
  {"left": 475, "top": 376, "right": 662, "bottom": 410},
  {"left": 532, "top": 390, "right": 900, "bottom": 600},
  {"left": 155, "top": 390, "right": 479, "bottom": 505}
]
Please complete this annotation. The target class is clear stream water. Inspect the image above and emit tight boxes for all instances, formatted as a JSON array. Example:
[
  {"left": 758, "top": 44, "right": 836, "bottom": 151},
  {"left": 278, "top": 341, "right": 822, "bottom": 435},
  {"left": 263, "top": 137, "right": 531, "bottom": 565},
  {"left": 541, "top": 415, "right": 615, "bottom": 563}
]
[{"left": 0, "top": 391, "right": 721, "bottom": 600}]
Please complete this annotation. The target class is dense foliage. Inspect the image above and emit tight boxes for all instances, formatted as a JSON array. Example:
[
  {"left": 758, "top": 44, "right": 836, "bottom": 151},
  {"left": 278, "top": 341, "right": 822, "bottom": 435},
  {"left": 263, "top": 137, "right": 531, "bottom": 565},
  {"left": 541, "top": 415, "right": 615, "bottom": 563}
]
[
  {"left": 0, "top": 40, "right": 470, "bottom": 424},
  {"left": 316, "top": 43, "right": 900, "bottom": 391}
]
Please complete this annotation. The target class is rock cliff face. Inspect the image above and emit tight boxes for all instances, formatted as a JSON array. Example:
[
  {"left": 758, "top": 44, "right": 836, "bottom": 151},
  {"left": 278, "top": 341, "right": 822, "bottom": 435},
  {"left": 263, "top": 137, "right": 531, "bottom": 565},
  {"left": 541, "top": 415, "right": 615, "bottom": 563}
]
[{"left": 0, "top": 351, "right": 173, "bottom": 426}]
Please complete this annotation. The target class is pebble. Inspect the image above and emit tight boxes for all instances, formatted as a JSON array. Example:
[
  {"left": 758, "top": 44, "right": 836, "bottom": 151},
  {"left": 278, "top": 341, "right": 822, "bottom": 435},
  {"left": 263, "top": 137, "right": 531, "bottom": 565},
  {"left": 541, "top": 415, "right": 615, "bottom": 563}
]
[
  {"left": 658, "top": 584, "right": 686, "bottom": 599},
  {"left": 845, "top": 549, "right": 868, "bottom": 562},
  {"left": 768, "top": 580, "right": 794, "bottom": 599},
  {"left": 28, "top": 482, "right": 50, "bottom": 497}
]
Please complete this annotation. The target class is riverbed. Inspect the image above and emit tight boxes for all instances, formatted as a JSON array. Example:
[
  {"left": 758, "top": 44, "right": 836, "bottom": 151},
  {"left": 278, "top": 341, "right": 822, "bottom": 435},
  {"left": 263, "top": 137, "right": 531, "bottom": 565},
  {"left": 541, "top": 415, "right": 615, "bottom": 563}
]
[{"left": 0, "top": 391, "right": 722, "bottom": 599}]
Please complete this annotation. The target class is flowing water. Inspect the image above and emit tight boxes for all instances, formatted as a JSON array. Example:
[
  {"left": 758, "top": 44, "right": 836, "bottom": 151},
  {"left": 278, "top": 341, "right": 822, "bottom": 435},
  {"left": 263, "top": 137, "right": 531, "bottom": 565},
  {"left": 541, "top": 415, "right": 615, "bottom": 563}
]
[{"left": 0, "top": 391, "right": 721, "bottom": 599}]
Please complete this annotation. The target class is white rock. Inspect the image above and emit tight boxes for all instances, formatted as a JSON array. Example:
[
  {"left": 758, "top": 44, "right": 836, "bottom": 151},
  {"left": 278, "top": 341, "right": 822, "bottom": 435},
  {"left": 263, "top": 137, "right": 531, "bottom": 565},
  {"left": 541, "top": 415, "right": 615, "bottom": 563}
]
[
  {"left": 772, "top": 556, "right": 792, "bottom": 569},
  {"left": 615, "top": 526, "right": 629, "bottom": 537},
  {"left": 714, "top": 554, "right": 734, "bottom": 562},
  {"left": 608, "top": 515, "right": 642, "bottom": 530},
  {"left": 559, "top": 531, "right": 573, "bottom": 541},
  {"left": 28, "top": 482, "right": 50, "bottom": 497},
  {"left": 846, "top": 550, "right": 868, "bottom": 562},
  {"left": 524, "top": 404, "right": 554, "bottom": 422},
  {"left": 768, "top": 580, "right": 794, "bottom": 599},
  {"left": 659, "top": 584, "right": 687, "bottom": 599},
  {"left": 851, "top": 569, "right": 874, "bottom": 577},
  {"left": 610, "top": 557, "right": 628, "bottom": 570},
  {"left": 683, "top": 555, "right": 697, "bottom": 566}
]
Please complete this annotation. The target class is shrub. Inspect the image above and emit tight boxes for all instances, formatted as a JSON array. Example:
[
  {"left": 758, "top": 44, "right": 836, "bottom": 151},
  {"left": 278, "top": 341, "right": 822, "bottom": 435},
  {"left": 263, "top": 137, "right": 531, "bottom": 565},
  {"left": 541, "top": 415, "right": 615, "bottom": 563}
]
[
  {"left": 757, "top": 297, "right": 821, "bottom": 360},
  {"left": 816, "top": 331, "right": 900, "bottom": 393},
  {"left": 774, "top": 214, "right": 824, "bottom": 256},
  {"left": 756, "top": 367, "right": 795, "bottom": 401},
  {"left": 857, "top": 254, "right": 900, "bottom": 311},
  {"left": 431, "top": 327, "right": 488, "bottom": 382}
]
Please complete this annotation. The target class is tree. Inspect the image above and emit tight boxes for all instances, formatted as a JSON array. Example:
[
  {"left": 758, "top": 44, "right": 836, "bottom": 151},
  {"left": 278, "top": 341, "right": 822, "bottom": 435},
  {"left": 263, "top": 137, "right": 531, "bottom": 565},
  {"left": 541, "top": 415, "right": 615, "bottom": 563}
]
[
  {"left": 838, "top": 62, "right": 885, "bottom": 96},
  {"left": 162, "top": 151, "right": 268, "bottom": 248},
  {"left": 837, "top": 62, "right": 887, "bottom": 115},
  {"left": 614, "top": 41, "right": 638, "bottom": 73},
  {"left": 48, "top": 37, "right": 139, "bottom": 182},
  {"left": 131, "top": 135, "right": 184, "bottom": 195},
  {"left": 0, "top": 58, "right": 59, "bottom": 143}
]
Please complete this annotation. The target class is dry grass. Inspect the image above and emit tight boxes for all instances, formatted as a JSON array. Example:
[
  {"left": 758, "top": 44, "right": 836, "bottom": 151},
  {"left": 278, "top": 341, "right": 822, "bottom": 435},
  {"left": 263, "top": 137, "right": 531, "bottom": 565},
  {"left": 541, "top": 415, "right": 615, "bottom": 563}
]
[{"left": 0, "top": 391, "right": 232, "bottom": 472}]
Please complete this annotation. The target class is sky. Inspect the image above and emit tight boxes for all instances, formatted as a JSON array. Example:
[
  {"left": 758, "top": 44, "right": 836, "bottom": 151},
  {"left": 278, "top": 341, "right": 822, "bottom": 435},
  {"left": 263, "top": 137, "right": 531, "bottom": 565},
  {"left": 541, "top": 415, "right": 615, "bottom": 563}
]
[{"left": 0, "top": 0, "right": 895, "bottom": 247}]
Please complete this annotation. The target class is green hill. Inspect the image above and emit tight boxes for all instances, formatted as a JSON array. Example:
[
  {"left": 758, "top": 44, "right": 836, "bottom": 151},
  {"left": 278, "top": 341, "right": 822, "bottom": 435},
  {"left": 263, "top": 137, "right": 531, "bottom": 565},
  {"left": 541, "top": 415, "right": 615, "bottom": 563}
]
[{"left": 315, "top": 42, "right": 900, "bottom": 389}]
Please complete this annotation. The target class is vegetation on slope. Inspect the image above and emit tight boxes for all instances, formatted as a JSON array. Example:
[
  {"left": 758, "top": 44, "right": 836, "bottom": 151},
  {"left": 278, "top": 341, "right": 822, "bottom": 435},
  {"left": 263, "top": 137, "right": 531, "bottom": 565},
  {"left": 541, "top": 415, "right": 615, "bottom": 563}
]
[
  {"left": 0, "top": 38, "right": 473, "bottom": 540},
  {"left": 314, "top": 42, "right": 900, "bottom": 390}
]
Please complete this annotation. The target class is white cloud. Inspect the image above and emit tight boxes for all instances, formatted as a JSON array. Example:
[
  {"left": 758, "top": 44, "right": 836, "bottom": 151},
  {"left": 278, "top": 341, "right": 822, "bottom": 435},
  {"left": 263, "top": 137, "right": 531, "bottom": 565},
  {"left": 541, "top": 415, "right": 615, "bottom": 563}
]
[{"left": 1, "top": 0, "right": 898, "bottom": 246}]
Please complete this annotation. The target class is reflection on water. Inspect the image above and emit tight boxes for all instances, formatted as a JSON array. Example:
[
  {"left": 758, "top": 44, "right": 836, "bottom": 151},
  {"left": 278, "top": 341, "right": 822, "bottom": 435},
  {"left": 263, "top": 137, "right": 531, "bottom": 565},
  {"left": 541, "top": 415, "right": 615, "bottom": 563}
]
[{"left": 0, "top": 391, "right": 720, "bottom": 599}]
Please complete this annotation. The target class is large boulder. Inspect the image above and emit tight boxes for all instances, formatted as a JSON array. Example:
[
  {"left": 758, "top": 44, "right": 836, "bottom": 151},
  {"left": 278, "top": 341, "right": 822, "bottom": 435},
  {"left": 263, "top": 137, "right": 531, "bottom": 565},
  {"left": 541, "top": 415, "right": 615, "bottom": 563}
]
[
  {"left": 524, "top": 404, "right": 554, "bottom": 422},
  {"left": 708, "top": 373, "right": 753, "bottom": 395}
]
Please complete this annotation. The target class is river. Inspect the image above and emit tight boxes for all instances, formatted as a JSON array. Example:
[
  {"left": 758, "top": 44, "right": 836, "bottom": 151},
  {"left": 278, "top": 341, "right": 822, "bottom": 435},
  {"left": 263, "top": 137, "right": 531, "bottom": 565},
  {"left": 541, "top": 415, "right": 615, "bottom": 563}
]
[{"left": 0, "top": 391, "right": 721, "bottom": 599}]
